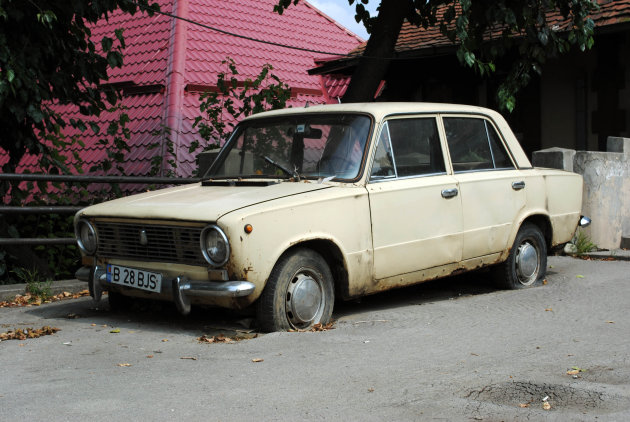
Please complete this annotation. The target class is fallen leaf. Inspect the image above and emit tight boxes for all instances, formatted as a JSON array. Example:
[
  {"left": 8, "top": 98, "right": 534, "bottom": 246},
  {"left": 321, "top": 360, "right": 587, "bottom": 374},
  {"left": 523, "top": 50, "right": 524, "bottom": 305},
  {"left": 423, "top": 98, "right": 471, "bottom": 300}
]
[
  {"left": 576, "top": 275, "right": 585, "bottom": 278},
  {"left": 542, "top": 279, "right": 548, "bottom": 285},
  {"left": 542, "top": 402, "right": 551, "bottom": 410},
  {"left": 146, "top": 355, "right": 154, "bottom": 358},
  {"left": 567, "top": 369, "right": 580, "bottom": 375},
  {"left": 0, "top": 326, "right": 60, "bottom": 341},
  {"left": 161, "top": 339, "right": 169, "bottom": 342},
  {"left": 518, "top": 403, "right": 530, "bottom": 408},
  {"left": 180, "top": 356, "right": 197, "bottom": 360},
  {"left": 308, "top": 321, "right": 336, "bottom": 331},
  {"left": 91, "top": 323, "right": 96, "bottom": 327},
  {"left": 110, "top": 329, "right": 120, "bottom": 333},
  {"left": 0, "top": 290, "right": 90, "bottom": 308},
  {"left": 117, "top": 363, "right": 132, "bottom": 367},
  {"left": 197, "top": 334, "right": 235, "bottom": 344},
  {"left": 545, "top": 308, "right": 553, "bottom": 312},
  {"left": 606, "top": 321, "right": 614, "bottom": 324},
  {"left": 367, "top": 387, "right": 375, "bottom": 393},
  {"left": 252, "top": 358, "right": 264, "bottom": 362}
]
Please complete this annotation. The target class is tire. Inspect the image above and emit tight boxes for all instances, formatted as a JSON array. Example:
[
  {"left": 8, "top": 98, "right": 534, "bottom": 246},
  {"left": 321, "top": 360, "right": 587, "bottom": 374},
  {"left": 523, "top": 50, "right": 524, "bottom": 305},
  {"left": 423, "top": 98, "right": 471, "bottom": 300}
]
[
  {"left": 256, "top": 248, "right": 335, "bottom": 332},
  {"left": 494, "top": 223, "right": 547, "bottom": 289},
  {"left": 107, "top": 290, "right": 130, "bottom": 311}
]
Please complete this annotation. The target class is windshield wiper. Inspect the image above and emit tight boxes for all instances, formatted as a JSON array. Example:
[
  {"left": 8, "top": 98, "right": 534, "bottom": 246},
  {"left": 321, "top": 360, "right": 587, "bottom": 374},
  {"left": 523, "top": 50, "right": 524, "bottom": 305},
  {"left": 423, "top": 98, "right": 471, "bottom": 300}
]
[{"left": 263, "top": 155, "right": 300, "bottom": 181}]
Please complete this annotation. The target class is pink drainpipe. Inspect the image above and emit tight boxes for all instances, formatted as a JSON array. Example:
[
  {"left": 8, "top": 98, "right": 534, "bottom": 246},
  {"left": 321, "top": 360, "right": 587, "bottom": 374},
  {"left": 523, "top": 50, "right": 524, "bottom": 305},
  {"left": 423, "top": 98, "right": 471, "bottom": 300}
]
[{"left": 162, "top": 0, "right": 188, "bottom": 176}]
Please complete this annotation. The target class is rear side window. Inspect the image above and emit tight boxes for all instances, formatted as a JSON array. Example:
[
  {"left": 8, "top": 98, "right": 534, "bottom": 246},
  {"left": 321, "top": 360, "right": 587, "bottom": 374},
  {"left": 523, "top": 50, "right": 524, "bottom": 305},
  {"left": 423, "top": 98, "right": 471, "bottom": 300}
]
[
  {"left": 443, "top": 117, "right": 514, "bottom": 172},
  {"left": 371, "top": 117, "right": 445, "bottom": 179}
]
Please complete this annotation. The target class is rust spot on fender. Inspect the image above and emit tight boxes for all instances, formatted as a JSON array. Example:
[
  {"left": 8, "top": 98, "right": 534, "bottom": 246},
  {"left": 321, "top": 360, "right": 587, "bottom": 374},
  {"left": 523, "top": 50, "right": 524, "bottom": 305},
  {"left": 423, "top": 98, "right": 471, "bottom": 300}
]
[{"left": 242, "top": 266, "right": 253, "bottom": 280}]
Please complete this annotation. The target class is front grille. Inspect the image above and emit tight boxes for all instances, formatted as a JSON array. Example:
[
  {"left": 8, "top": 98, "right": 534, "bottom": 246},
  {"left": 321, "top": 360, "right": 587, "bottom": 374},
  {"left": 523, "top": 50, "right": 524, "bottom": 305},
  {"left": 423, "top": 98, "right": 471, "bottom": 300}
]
[{"left": 94, "top": 220, "right": 206, "bottom": 266}]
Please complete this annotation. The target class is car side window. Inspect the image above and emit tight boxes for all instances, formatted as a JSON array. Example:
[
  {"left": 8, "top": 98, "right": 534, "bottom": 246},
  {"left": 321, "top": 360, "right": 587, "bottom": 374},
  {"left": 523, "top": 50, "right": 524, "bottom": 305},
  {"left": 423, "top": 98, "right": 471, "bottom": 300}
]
[
  {"left": 370, "top": 124, "right": 396, "bottom": 179},
  {"left": 371, "top": 117, "right": 445, "bottom": 180},
  {"left": 389, "top": 118, "right": 445, "bottom": 177},
  {"left": 443, "top": 117, "right": 514, "bottom": 172}
]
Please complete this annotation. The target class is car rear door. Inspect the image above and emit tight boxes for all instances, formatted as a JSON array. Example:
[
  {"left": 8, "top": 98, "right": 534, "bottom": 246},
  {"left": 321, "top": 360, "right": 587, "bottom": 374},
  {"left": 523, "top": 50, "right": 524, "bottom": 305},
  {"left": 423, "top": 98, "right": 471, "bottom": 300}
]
[{"left": 441, "top": 115, "right": 526, "bottom": 260}]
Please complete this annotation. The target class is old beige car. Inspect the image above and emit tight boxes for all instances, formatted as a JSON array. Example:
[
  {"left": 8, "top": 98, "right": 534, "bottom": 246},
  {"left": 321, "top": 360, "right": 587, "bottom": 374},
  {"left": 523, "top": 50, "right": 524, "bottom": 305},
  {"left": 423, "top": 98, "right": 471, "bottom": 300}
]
[{"left": 74, "top": 103, "right": 588, "bottom": 331}]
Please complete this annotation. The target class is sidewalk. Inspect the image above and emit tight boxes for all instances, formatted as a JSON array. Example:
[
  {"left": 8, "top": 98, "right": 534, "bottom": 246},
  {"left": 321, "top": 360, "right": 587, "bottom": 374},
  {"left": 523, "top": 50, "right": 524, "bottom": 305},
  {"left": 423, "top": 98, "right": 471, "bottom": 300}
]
[{"left": 0, "top": 278, "right": 87, "bottom": 302}]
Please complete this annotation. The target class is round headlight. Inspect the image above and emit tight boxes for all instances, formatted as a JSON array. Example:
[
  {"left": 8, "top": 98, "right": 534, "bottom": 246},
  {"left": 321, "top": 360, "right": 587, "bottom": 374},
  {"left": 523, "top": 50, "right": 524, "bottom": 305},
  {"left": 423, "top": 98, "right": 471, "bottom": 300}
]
[
  {"left": 75, "top": 219, "right": 97, "bottom": 254},
  {"left": 200, "top": 225, "right": 229, "bottom": 267}
]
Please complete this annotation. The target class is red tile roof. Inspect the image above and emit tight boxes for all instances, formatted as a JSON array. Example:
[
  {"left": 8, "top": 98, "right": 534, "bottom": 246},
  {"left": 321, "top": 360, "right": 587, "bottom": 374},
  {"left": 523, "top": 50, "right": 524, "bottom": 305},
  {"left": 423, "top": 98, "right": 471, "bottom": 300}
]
[
  {"left": 345, "top": 0, "right": 630, "bottom": 58},
  {"left": 1, "top": 0, "right": 361, "bottom": 181}
]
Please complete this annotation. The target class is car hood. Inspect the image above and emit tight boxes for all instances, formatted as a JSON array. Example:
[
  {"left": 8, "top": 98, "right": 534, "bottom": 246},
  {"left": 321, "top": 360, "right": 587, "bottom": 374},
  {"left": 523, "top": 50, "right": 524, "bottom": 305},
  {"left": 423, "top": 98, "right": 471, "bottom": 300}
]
[{"left": 78, "top": 181, "right": 331, "bottom": 222}]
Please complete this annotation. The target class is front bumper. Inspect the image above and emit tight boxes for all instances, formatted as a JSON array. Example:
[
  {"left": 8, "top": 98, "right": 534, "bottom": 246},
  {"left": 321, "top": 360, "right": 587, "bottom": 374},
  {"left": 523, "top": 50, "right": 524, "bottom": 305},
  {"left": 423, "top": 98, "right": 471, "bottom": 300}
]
[{"left": 75, "top": 265, "right": 255, "bottom": 315}]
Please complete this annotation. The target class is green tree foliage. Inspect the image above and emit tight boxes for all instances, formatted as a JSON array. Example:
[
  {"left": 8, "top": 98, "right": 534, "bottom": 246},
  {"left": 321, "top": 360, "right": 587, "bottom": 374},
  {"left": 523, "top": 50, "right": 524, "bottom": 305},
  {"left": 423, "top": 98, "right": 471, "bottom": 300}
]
[
  {"left": 191, "top": 58, "right": 291, "bottom": 164},
  {"left": 0, "top": 0, "right": 158, "bottom": 175},
  {"left": 0, "top": 0, "right": 158, "bottom": 284},
  {"left": 275, "top": 0, "right": 598, "bottom": 111}
]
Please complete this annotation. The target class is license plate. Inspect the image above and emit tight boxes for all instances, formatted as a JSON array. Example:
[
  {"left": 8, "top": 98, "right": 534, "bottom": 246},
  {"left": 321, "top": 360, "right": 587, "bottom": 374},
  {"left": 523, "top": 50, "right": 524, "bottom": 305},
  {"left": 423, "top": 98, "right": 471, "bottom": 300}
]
[{"left": 106, "top": 264, "right": 162, "bottom": 293}]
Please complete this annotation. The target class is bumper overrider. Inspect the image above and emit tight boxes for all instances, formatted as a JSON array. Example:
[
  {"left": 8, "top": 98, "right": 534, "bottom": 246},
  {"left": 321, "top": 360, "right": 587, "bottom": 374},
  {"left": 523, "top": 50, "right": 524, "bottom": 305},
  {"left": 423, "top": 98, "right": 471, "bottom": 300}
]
[{"left": 75, "top": 265, "right": 255, "bottom": 315}]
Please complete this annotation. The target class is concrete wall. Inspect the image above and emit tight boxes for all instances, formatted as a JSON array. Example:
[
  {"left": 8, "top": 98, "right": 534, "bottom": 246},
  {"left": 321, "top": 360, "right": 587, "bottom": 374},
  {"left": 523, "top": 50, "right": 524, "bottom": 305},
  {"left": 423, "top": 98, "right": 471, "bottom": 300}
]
[{"left": 533, "top": 137, "right": 630, "bottom": 250}]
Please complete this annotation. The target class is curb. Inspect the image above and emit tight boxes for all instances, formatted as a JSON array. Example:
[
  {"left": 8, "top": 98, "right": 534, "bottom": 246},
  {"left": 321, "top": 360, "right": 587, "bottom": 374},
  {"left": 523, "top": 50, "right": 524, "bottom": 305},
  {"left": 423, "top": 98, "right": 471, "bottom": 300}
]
[
  {"left": 580, "top": 249, "right": 630, "bottom": 261},
  {"left": 0, "top": 279, "right": 87, "bottom": 302}
]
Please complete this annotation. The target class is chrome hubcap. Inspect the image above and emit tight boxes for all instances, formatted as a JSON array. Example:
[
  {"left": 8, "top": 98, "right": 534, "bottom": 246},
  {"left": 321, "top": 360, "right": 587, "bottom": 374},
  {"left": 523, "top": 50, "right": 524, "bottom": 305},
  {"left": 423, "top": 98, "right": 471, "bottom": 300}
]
[
  {"left": 516, "top": 241, "right": 539, "bottom": 285},
  {"left": 286, "top": 272, "right": 324, "bottom": 328}
]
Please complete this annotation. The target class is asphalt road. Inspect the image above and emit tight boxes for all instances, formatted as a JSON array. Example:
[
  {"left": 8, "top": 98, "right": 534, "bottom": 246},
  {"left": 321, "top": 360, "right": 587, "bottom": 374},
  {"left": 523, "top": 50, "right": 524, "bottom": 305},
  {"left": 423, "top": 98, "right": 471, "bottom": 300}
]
[{"left": 1, "top": 256, "right": 629, "bottom": 421}]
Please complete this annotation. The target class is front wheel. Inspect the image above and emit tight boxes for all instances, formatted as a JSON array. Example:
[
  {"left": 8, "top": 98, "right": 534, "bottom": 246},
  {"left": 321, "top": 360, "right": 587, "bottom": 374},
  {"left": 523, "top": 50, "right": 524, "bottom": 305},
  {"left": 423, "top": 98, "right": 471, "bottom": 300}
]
[
  {"left": 494, "top": 223, "right": 547, "bottom": 289},
  {"left": 256, "top": 248, "right": 334, "bottom": 332}
]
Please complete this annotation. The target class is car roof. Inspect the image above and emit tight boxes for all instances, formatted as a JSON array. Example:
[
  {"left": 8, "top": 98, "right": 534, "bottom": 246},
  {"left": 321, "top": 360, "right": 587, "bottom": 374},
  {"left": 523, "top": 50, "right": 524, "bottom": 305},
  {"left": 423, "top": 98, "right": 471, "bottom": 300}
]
[{"left": 242, "top": 102, "right": 503, "bottom": 122}]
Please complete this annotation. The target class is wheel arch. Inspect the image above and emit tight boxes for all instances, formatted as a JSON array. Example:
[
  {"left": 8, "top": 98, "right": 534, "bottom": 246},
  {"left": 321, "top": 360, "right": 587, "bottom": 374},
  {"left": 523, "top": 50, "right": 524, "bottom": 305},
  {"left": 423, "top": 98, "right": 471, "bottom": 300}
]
[
  {"left": 279, "top": 239, "right": 349, "bottom": 300},
  {"left": 520, "top": 214, "right": 553, "bottom": 251}
]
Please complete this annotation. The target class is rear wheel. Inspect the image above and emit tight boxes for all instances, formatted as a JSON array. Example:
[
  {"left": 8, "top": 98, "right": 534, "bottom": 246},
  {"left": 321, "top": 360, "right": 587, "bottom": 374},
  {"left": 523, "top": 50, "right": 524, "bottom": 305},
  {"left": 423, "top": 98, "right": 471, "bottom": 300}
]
[
  {"left": 494, "top": 223, "right": 547, "bottom": 289},
  {"left": 256, "top": 248, "right": 334, "bottom": 332}
]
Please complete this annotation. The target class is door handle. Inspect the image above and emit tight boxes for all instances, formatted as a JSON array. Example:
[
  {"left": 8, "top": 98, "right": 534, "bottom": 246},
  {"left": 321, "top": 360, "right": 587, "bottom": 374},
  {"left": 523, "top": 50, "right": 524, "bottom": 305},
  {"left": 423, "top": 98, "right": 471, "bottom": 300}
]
[
  {"left": 441, "top": 188, "right": 458, "bottom": 198},
  {"left": 512, "top": 181, "right": 525, "bottom": 190}
]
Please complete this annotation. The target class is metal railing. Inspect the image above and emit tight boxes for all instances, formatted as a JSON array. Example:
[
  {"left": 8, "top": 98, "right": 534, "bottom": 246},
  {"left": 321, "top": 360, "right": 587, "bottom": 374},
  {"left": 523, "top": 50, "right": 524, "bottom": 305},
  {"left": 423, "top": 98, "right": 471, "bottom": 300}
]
[{"left": 0, "top": 173, "right": 201, "bottom": 246}]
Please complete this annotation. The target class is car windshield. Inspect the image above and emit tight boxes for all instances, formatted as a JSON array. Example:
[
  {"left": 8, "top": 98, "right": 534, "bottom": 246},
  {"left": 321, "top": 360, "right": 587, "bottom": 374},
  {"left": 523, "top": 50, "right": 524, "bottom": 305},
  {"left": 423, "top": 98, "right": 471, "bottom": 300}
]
[{"left": 207, "top": 113, "right": 372, "bottom": 180}]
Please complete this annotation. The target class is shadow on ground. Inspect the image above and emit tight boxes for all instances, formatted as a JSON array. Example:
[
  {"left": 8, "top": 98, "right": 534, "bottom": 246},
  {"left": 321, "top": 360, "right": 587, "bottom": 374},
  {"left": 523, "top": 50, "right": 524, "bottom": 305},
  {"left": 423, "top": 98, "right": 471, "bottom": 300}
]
[
  {"left": 333, "top": 269, "right": 498, "bottom": 318},
  {"left": 21, "top": 269, "right": 500, "bottom": 336}
]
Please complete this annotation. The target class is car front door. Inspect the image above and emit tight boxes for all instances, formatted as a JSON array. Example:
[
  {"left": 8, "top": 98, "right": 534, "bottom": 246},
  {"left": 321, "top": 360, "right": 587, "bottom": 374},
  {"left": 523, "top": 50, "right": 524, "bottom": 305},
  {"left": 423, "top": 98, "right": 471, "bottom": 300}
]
[{"left": 367, "top": 116, "right": 463, "bottom": 282}]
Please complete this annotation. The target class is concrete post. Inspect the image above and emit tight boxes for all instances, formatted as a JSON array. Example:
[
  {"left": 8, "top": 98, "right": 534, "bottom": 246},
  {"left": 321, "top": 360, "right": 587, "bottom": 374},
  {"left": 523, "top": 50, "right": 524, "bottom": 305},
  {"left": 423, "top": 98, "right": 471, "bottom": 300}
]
[
  {"left": 533, "top": 137, "right": 630, "bottom": 250},
  {"left": 531, "top": 147, "right": 575, "bottom": 171}
]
